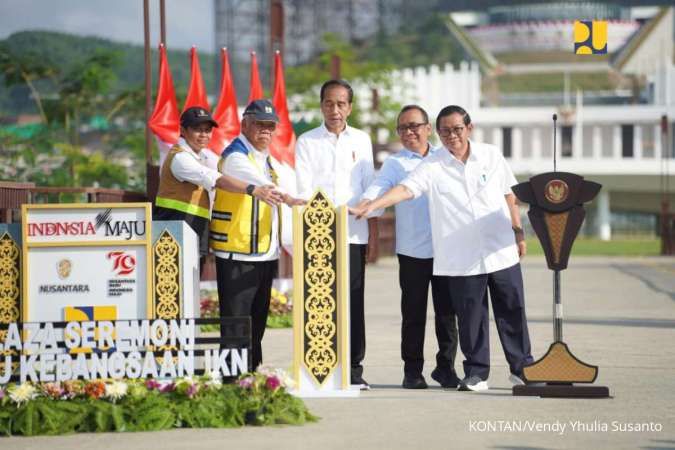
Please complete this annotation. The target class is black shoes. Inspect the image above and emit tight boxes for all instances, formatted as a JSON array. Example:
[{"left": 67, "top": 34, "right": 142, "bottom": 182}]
[
  {"left": 402, "top": 375, "right": 428, "bottom": 389},
  {"left": 430, "top": 367, "right": 461, "bottom": 388},
  {"left": 351, "top": 375, "right": 371, "bottom": 390}
]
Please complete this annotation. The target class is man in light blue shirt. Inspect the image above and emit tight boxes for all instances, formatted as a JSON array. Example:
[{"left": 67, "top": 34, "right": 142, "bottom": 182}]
[{"left": 360, "top": 105, "right": 459, "bottom": 389}]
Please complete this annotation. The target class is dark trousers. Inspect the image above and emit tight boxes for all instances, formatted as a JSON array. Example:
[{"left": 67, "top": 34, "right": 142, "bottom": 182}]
[
  {"left": 443, "top": 263, "right": 533, "bottom": 380},
  {"left": 215, "top": 257, "right": 278, "bottom": 371},
  {"left": 398, "top": 254, "right": 458, "bottom": 377},
  {"left": 350, "top": 244, "right": 367, "bottom": 379}
]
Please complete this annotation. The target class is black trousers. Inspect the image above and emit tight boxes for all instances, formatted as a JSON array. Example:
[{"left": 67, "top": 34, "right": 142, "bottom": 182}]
[
  {"left": 398, "top": 254, "right": 458, "bottom": 377},
  {"left": 215, "top": 257, "right": 278, "bottom": 371},
  {"left": 350, "top": 244, "right": 367, "bottom": 379},
  {"left": 442, "top": 263, "right": 533, "bottom": 380}
]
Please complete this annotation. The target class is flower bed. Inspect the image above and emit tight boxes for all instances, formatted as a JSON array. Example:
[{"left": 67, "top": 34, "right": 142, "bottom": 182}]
[
  {"left": 200, "top": 287, "right": 293, "bottom": 331},
  {"left": 0, "top": 367, "right": 316, "bottom": 436}
]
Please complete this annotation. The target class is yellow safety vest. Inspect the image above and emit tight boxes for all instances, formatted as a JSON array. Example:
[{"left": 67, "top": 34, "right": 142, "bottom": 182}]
[
  {"left": 210, "top": 150, "right": 278, "bottom": 255},
  {"left": 155, "top": 145, "right": 210, "bottom": 219}
]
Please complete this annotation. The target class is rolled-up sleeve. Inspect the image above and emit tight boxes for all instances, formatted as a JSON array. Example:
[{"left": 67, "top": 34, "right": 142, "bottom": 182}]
[
  {"left": 171, "top": 152, "right": 221, "bottom": 190},
  {"left": 400, "top": 160, "right": 431, "bottom": 199},
  {"left": 500, "top": 154, "right": 518, "bottom": 195}
]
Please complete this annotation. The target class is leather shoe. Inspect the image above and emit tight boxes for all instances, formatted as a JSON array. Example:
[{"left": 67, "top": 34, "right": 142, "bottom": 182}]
[
  {"left": 402, "top": 375, "right": 428, "bottom": 389},
  {"left": 351, "top": 375, "right": 371, "bottom": 390},
  {"left": 431, "top": 367, "right": 460, "bottom": 388}
]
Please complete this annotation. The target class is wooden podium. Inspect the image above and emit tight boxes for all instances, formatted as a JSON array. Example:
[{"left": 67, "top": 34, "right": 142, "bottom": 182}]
[{"left": 512, "top": 172, "right": 610, "bottom": 398}]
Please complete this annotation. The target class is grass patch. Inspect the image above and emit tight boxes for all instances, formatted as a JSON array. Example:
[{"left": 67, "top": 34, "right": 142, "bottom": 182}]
[
  {"left": 496, "top": 51, "right": 610, "bottom": 64},
  {"left": 495, "top": 71, "right": 616, "bottom": 93},
  {"left": 525, "top": 238, "right": 661, "bottom": 256}
]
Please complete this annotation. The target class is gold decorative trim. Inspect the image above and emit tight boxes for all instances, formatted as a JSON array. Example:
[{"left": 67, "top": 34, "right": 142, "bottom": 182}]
[
  {"left": 153, "top": 230, "right": 180, "bottom": 320},
  {"left": 0, "top": 233, "right": 20, "bottom": 357},
  {"left": 292, "top": 205, "right": 304, "bottom": 388},
  {"left": 302, "top": 191, "right": 338, "bottom": 386},
  {"left": 336, "top": 205, "right": 349, "bottom": 389}
]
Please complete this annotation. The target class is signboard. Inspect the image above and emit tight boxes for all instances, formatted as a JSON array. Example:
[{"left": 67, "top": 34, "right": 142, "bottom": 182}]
[{"left": 21, "top": 204, "right": 152, "bottom": 322}]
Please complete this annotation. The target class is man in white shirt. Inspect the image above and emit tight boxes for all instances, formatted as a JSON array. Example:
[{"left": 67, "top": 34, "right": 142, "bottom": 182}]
[
  {"left": 210, "top": 100, "right": 303, "bottom": 371},
  {"left": 154, "top": 106, "right": 281, "bottom": 269},
  {"left": 352, "top": 105, "right": 534, "bottom": 392},
  {"left": 359, "top": 105, "right": 459, "bottom": 390},
  {"left": 295, "top": 79, "right": 377, "bottom": 389}
]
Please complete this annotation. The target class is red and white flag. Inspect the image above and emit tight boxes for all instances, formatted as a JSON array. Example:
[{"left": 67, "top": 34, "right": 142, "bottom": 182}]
[
  {"left": 148, "top": 44, "right": 180, "bottom": 168},
  {"left": 208, "top": 48, "right": 240, "bottom": 156},
  {"left": 182, "top": 46, "right": 220, "bottom": 171},
  {"left": 182, "top": 46, "right": 210, "bottom": 113},
  {"left": 248, "top": 51, "right": 264, "bottom": 103},
  {"left": 270, "top": 51, "right": 296, "bottom": 168}
]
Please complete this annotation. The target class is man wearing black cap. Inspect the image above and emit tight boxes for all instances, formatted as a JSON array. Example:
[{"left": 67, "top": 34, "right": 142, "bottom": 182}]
[
  {"left": 154, "top": 106, "right": 282, "bottom": 268},
  {"left": 210, "top": 99, "right": 303, "bottom": 371}
]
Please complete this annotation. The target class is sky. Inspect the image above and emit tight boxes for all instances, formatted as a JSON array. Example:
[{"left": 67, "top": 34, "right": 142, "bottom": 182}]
[{"left": 0, "top": 0, "right": 215, "bottom": 52}]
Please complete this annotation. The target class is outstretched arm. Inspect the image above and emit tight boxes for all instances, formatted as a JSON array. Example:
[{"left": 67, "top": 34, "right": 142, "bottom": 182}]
[{"left": 350, "top": 184, "right": 413, "bottom": 219}]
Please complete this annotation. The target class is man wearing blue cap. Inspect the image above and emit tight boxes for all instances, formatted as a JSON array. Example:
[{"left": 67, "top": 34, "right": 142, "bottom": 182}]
[
  {"left": 154, "top": 106, "right": 282, "bottom": 269},
  {"left": 211, "top": 99, "right": 304, "bottom": 371}
]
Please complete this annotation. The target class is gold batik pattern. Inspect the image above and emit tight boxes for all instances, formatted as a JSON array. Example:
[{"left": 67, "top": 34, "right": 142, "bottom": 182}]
[
  {"left": 153, "top": 230, "right": 180, "bottom": 320},
  {"left": 303, "top": 192, "right": 338, "bottom": 385},
  {"left": 0, "top": 233, "right": 20, "bottom": 358},
  {"left": 544, "top": 212, "right": 569, "bottom": 264},
  {"left": 153, "top": 230, "right": 181, "bottom": 364}
]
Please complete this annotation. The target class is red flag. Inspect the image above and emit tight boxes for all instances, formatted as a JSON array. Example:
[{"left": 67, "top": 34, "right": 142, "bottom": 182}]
[
  {"left": 183, "top": 46, "right": 210, "bottom": 112},
  {"left": 148, "top": 43, "right": 180, "bottom": 166},
  {"left": 208, "top": 48, "right": 240, "bottom": 155},
  {"left": 270, "top": 51, "right": 296, "bottom": 167},
  {"left": 248, "top": 51, "right": 264, "bottom": 103}
]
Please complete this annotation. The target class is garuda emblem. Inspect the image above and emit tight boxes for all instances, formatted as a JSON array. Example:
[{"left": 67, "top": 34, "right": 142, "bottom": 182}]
[{"left": 544, "top": 179, "right": 569, "bottom": 204}]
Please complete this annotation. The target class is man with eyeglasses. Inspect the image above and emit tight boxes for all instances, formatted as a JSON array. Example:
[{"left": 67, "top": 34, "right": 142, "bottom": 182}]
[
  {"left": 210, "top": 99, "right": 304, "bottom": 371},
  {"left": 352, "top": 105, "right": 534, "bottom": 392},
  {"left": 295, "top": 79, "right": 377, "bottom": 389},
  {"left": 357, "top": 105, "right": 459, "bottom": 390},
  {"left": 154, "top": 106, "right": 282, "bottom": 270}
]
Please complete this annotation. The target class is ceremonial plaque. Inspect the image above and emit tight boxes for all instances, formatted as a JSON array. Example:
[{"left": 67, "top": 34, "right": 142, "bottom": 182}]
[{"left": 511, "top": 116, "right": 610, "bottom": 398}]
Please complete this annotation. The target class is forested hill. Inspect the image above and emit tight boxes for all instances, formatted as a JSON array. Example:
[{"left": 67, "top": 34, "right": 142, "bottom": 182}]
[{"left": 0, "top": 30, "right": 217, "bottom": 114}]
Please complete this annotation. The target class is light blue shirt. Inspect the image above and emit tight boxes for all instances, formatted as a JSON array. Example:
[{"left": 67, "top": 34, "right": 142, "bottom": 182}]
[{"left": 362, "top": 146, "right": 437, "bottom": 259}]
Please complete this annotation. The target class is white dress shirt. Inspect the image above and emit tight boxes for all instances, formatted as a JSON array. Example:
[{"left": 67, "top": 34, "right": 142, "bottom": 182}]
[
  {"left": 400, "top": 140, "right": 519, "bottom": 276},
  {"left": 170, "top": 138, "right": 221, "bottom": 191},
  {"left": 295, "top": 123, "right": 375, "bottom": 244},
  {"left": 213, "top": 134, "right": 280, "bottom": 262}
]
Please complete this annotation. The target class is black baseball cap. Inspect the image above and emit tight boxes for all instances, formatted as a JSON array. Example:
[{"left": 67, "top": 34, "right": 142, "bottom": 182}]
[
  {"left": 243, "top": 99, "right": 280, "bottom": 123},
  {"left": 180, "top": 107, "right": 218, "bottom": 128}
]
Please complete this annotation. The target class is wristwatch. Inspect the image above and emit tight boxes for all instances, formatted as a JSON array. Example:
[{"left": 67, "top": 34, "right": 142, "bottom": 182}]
[
  {"left": 246, "top": 184, "right": 256, "bottom": 196},
  {"left": 512, "top": 226, "right": 525, "bottom": 236}
]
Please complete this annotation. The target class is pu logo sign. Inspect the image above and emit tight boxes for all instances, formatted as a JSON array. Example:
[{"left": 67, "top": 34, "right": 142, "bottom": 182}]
[
  {"left": 107, "top": 251, "right": 136, "bottom": 276},
  {"left": 574, "top": 20, "right": 607, "bottom": 54}
]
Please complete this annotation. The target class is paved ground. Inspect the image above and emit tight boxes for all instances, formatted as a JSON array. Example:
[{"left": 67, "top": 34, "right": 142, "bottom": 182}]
[{"left": 7, "top": 256, "right": 675, "bottom": 450}]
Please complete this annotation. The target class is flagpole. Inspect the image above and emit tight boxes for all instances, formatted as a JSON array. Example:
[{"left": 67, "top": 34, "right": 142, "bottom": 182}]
[{"left": 143, "top": 0, "right": 153, "bottom": 198}]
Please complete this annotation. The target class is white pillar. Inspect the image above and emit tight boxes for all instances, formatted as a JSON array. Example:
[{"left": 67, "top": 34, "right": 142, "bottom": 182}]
[{"left": 597, "top": 190, "right": 611, "bottom": 241}]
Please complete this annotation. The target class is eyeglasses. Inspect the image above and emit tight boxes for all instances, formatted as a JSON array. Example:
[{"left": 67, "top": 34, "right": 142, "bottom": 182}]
[
  {"left": 396, "top": 122, "right": 427, "bottom": 134},
  {"left": 438, "top": 126, "right": 465, "bottom": 137}
]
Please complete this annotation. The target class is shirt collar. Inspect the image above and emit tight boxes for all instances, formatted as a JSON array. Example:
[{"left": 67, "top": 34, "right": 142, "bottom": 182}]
[
  {"left": 442, "top": 140, "right": 476, "bottom": 165},
  {"left": 177, "top": 138, "right": 202, "bottom": 160},
  {"left": 320, "top": 121, "right": 352, "bottom": 138},
  {"left": 401, "top": 144, "right": 435, "bottom": 159},
  {"left": 239, "top": 134, "right": 268, "bottom": 157}
]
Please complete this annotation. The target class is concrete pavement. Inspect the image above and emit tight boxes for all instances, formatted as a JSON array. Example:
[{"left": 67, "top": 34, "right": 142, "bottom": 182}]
[{"left": 7, "top": 256, "right": 675, "bottom": 450}]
